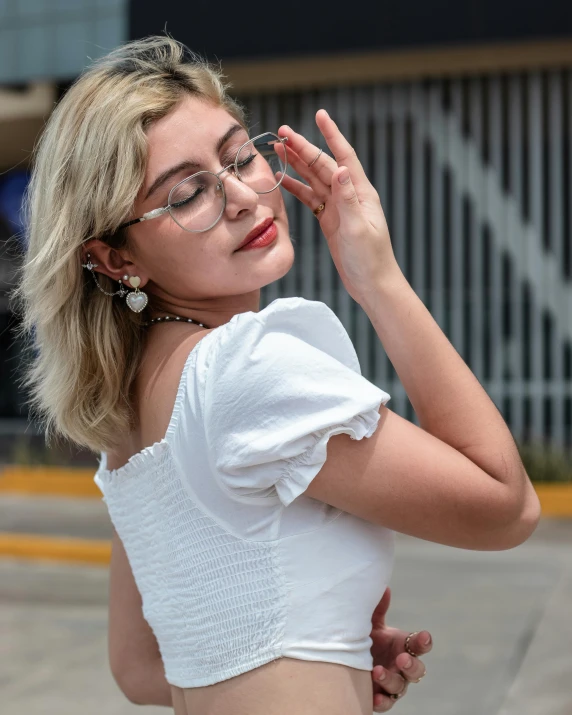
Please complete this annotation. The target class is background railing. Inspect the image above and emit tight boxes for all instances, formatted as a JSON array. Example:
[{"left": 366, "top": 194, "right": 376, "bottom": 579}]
[{"left": 242, "top": 68, "right": 572, "bottom": 452}]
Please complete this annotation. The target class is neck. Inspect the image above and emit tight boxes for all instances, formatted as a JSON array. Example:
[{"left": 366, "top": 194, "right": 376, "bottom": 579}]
[{"left": 147, "top": 290, "right": 261, "bottom": 329}]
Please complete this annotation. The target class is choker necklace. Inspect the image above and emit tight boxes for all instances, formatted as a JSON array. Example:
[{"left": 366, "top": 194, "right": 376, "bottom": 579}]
[{"left": 144, "top": 314, "right": 210, "bottom": 328}]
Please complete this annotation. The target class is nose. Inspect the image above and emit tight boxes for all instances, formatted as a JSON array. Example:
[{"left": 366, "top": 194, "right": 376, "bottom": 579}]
[{"left": 220, "top": 170, "right": 259, "bottom": 219}]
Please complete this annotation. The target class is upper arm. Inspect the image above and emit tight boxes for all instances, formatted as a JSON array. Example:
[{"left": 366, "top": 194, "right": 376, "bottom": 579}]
[
  {"left": 199, "top": 299, "right": 536, "bottom": 549},
  {"left": 108, "top": 528, "right": 162, "bottom": 685},
  {"left": 305, "top": 405, "right": 535, "bottom": 551}
]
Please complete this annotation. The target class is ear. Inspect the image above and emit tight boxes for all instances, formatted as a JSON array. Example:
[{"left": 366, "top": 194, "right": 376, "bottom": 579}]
[{"left": 81, "top": 239, "right": 148, "bottom": 286}]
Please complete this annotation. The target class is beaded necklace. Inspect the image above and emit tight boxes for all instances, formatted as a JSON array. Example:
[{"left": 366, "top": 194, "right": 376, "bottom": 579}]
[{"left": 144, "top": 314, "right": 210, "bottom": 328}]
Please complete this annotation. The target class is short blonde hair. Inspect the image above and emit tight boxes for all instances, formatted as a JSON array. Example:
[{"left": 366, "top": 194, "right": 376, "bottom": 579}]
[{"left": 10, "top": 35, "right": 247, "bottom": 454}]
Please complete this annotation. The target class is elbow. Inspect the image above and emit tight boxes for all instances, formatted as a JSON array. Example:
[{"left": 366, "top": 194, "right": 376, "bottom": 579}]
[
  {"left": 502, "top": 486, "right": 542, "bottom": 550},
  {"left": 480, "top": 484, "right": 542, "bottom": 551},
  {"left": 110, "top": 657, "right": 171, "bottom": 707},
  {"left": 111, "top": 663, "right": 146, "bottom": 706}
]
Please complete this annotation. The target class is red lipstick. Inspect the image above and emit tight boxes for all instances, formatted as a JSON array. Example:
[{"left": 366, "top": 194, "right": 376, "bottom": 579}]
[{"left": 235, "top": 218, "right": 277, "bottom": 251}]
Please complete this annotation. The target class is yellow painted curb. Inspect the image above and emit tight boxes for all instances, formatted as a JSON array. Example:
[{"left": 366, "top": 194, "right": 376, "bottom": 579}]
[
  {"left": 0, "top": 486, "right": 570, "bottom": 568},
  {"left": 1, "top": 465, "right": 572, "bottom": 517},
  {"left": 0, "top": 533, "right": 111, "bottom": 565},
  {"left": 535, "top": 484, "right": 572, "bottom": 517},
  {"left": 0, "top": 465, "right": 100, "bottom": 498}
]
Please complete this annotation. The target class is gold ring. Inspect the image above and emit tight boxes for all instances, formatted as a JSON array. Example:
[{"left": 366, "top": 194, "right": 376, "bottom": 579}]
[
  {"left": 404, "top": 632, "right": 420, "bottom": 658},
  {"left": 389, "top": 688, "right": 406, "bottom": 700},
  {"left": 313, "top": 203, "right": 325, "bottom": 217},
  {"left": 308, "top": 148, "right": 323, "bottom": 167}
]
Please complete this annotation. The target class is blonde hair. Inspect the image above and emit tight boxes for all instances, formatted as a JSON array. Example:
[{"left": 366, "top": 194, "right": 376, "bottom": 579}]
[{"left": 9, "top": 35, "right": 247, "bottom": 454}]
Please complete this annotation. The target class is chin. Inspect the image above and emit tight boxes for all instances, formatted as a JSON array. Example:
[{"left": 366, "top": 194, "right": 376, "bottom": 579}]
[{"left": 256, "top": 232, "right": 295, "bottom": 289}]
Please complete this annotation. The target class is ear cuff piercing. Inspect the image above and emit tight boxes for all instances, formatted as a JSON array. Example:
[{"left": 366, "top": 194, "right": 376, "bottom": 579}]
[{"left": 81, "top": 253, "right": 148, "bottom": 313}]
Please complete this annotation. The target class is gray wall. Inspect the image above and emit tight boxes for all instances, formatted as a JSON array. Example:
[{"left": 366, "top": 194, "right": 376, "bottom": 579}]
[{"left": 0, "top": 0, "right": 127, "bottom": 84}]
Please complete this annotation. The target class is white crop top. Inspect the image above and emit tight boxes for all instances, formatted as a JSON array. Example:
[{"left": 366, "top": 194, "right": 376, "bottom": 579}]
[{"left": 94, "top": 297, "right": 394, "bottom": 688}]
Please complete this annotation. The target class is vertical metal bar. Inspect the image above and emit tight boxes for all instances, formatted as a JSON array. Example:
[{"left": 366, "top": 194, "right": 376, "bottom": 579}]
[
  {"left": 300, "top": 90, "right": 318, "bottom": 301},
  {"left": 389, "top": 83, "right": 408, "bottom": 416},
  {"left": 488, "top": 77, "right": 505, "bottom": 410},
  {"left": 449, "top": 80, "right": 466, "bottom": 364},
  {"left": 409, "top": 81, "right": 426, "bottom": 426},
  {"left": 528, "top": 71, "right": 545, "bottom": 444},
  {"left": 508, "top": 76, "right": 524, "bottom": 444},
  {"left": 428, "top": 81, "right": 445, "bottom": 330},
  {"left": 334, "top": 87, "right": 354, "bottom": 333},
  {"left": 373, "top": 84, "right": 393, "bottom": 392},
  {"left": 354, "top": 85, "right": 373, "bottom": 380},
  {"left": 282, "top": 92, "right": 300, "bottom": 298},
  {"left": 468, "top": 77, "right": 484, "bottom": 382},
  {"left": 390, "top": 84, "right": 407, "bottom": 278},
  {"left": 549, "top": 70, "right": 565, "bottom": 449},
  {"left": 409, "top": 82, "right": 426, "bottom": 308}
]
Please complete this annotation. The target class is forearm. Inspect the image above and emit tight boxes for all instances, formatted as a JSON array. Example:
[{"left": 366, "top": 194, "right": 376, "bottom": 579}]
[{"left": 361, "top": 270, "right": 530, "bottom": 497}]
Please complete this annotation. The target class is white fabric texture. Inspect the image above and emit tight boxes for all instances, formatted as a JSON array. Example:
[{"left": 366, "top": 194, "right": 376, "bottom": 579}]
[{"left": 94, "top": 297, "right": 395, "bottom": 688}]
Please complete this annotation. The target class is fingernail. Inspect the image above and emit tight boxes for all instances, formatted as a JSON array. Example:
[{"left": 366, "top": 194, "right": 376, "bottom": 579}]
[
  {"left": 338, "top": 169, "right": 350, "bottom": 184},
  {"left": 403, "top": 657, "right": 412, "bottom": 669},
  {"left": 423, "top": 635, "right": 432, "bottom": 646},
  {"left": 378, "top": 669, "right": 386, "bottom": 681}
]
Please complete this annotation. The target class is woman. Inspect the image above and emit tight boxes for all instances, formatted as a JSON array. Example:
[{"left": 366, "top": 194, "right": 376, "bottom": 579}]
[{"left": 12, "top": 35, "right": 540, "bottom": 715}]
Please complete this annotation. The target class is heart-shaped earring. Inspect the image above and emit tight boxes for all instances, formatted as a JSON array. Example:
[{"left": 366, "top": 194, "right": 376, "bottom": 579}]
[{"left": 125, "top": 275, "right": 148, "bottom": 313}]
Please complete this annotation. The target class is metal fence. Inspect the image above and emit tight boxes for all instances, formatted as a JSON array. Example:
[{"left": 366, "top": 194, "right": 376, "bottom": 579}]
[{"left": 242, "top": 69, "right": 572, "bottom": 451}]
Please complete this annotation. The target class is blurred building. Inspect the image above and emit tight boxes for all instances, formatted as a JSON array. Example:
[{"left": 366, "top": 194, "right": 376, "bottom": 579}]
[
  {"left": 0, "top": 0, "right": 128, "bottom": 436},
  {"left": 1, "top": 0, "right": 571, "bottom": 452}
]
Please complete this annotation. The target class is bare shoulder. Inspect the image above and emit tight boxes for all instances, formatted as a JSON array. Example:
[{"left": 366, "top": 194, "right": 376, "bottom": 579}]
[{"left": 134, "top": 327, "right": 213, "bottom": 448}]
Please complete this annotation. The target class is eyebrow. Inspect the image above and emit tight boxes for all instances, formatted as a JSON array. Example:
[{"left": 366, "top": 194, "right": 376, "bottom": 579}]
[{"left": 144, "top": 123, "right": 247, "bottom": 202}]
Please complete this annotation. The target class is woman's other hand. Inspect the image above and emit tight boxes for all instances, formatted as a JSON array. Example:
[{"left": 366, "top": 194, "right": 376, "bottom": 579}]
[
  {"left": 369, "top": 588, "right": 432, "bottom": 712},
  {"left": 277, "top": 110, "right": 403, "bottom": 306}
]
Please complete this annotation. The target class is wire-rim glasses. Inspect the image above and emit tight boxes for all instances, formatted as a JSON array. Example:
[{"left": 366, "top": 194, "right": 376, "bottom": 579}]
[{"left": 117, "top": 131, "right": 289, "bottom": 234}]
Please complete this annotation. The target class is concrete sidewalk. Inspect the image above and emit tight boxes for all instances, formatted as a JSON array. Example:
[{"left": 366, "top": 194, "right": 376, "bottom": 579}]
[{"left": 0, "top": 494, "right": 571, "bottom": 714}]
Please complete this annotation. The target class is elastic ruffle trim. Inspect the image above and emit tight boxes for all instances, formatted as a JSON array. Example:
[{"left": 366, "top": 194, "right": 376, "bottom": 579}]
[{"left": 274, "top": 406, "right": 382, "bottom": 507}]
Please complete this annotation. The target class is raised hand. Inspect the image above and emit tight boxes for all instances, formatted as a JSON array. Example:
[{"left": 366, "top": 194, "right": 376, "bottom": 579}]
[{"left": 277, "top": 110, "right": 403, "bottom": 305}]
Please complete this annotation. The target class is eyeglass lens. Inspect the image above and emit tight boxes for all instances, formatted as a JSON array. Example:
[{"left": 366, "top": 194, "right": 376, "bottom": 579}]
[{"left": 168, "top": 132, "right": 286, "bottom": 232}]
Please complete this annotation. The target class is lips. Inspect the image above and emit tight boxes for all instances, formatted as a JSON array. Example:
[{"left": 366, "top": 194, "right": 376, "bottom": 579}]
[{"left": 235, "top": 217, "right": 275, "bottom": 251}]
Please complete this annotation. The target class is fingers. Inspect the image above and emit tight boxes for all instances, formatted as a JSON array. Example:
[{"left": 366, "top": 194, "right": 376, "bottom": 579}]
[
  {"left": 330, "top": 165, "right": 365, "bottom": 233},
  {"left": 405, "top": 630, "right": 433, "bottom": 657},
  {"left": 278, "top": 124, "right": 337, "bottom": 187},
  {"left": 370, "top": 587, "right": 391, "bottom": 630},
  {"left": 315, "top": 109, "right": 369, "bottom": 193},
  {"left": 373, "top": 691, "right": 399, "bottom": 712},
  {"left": 277, "top": 172, "right": 319, "bottom": 210},
  {"left": 374, "top": 668, "right": 408, "bottom": 712},
  {"left": 396, "top": 653, "right": 427, "bottom": 684},
  {"left": 283, "top": 145, "right": 330, "bottom": 198},
  {"left": 376, "top": 667, "right": 407, "bottom": 696}
]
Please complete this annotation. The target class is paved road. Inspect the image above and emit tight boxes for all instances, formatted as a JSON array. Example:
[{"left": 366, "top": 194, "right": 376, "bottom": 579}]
[{"left": 1, "top": 498, "right": 570, "bottom": 715}]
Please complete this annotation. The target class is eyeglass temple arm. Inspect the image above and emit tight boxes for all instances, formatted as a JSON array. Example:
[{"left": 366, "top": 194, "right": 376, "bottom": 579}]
[{"left": 118, "top": 206, "right": 170, "bottom": 230}]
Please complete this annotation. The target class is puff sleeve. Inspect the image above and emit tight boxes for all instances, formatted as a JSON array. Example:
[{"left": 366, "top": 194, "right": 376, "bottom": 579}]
[{"left": 201, "top": 297, "right": 391, "bottom": 507}]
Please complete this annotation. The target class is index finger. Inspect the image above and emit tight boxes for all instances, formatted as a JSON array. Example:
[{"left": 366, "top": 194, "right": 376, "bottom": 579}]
[{"left": 315, "top": 108, "right": 369, "bottom": 192}]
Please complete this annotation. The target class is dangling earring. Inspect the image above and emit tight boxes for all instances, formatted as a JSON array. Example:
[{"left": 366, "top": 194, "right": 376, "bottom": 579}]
[
  {"left": 124, "top": 276, "right": 148, "bottom": 313},
  {"left": 81, "top": 252, "right": 148, "bottom": 312}
]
